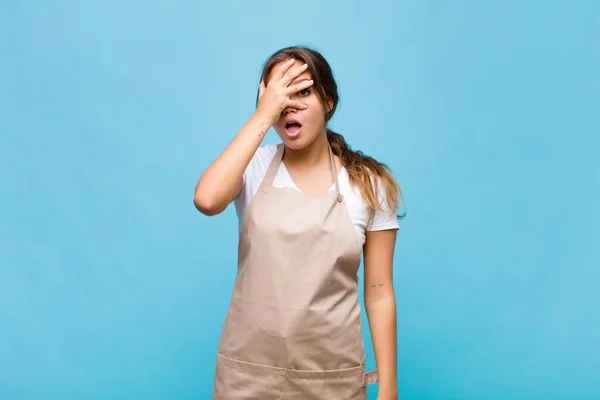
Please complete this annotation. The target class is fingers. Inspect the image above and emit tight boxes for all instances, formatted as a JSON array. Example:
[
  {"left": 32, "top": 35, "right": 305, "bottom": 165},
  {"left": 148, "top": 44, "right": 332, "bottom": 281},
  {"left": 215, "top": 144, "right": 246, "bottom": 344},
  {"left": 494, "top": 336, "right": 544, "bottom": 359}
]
[
  {"left": 288, "top": 101, "right": 308, "bottom": 110},
  {"left": 282, "top": 63, "right": 309, "bottom": 86},
  {"left": 273, "top": 58, "right": 309, "bottom": 86},
  {"left": 286, "top": 78, "right": 314, "bottom": 94},
  {"left": 284, "top": 79, "right": 313, "bottom": 110},
  {"left": 274, "top": 58, "right": 297, "bottom": 80},
  {"left": 262, "top": 59, "right": 312, "bottom": 115}
]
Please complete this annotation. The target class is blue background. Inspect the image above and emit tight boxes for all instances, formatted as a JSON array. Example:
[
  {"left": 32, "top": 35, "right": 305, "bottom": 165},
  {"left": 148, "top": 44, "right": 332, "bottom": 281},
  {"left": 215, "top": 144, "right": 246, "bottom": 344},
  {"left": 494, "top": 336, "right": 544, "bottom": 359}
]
[{"left": 1, "top": 1, "right": 598, "bottom": 399}]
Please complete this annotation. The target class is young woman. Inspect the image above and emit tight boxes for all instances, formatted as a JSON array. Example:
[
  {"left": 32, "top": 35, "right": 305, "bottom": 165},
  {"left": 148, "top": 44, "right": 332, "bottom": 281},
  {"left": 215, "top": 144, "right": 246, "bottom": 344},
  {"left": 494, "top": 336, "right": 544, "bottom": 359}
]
[{"left": 194, "top": 46, "right": 403, "bottom": 400}]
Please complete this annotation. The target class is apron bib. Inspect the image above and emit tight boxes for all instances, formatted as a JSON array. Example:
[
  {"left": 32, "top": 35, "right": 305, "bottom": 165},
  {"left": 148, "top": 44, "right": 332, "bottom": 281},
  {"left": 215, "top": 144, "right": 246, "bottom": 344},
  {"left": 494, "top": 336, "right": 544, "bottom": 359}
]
[{"left": 213, "top": 144, "right": 378, "bottom": 399}]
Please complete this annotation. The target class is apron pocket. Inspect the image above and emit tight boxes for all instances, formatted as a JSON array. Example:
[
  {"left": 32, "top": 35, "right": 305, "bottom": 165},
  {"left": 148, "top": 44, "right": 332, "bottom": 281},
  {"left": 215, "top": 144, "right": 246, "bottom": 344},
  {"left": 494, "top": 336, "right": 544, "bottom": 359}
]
[
  {"left": 213, "top": 353, "right": 285, "bottom": 400},
  {"left": 214, "top": 352, "right": 373, "bottom": 400},
  {"left": 284, "top": 374, "right": 367, "bottom": 400}
]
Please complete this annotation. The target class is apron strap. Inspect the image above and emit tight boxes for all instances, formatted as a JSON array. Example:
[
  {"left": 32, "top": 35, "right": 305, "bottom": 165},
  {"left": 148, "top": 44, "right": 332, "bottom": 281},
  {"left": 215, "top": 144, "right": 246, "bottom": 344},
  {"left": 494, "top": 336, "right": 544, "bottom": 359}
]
[
  {"left": 261, "top": 144, "right": 284, "bottom": 187},
  {"left": 328, "top": 144, "right": 343, "bottom": 203},
  {"left": 363, "top": 370, "right": 379, "bottom": 386}
]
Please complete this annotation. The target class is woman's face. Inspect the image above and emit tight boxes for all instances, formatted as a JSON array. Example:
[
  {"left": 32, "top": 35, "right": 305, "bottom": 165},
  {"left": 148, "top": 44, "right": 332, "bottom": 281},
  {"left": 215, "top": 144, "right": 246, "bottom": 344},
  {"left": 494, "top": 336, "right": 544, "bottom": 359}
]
[{"left": 267, "top": 60, "right": 329, "bottom": 150}]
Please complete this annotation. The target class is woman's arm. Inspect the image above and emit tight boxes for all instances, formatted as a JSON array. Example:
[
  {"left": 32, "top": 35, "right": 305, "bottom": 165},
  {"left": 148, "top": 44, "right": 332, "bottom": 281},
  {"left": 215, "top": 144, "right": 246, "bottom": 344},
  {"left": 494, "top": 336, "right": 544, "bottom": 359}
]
[
  {"left": 193, "top": 112, "right": 272, "bottom": 216},
  {"left": 193, "top": 58, "right": 314, "bottom": 216},
  {"left": 363, "top": 229, "right": 398, "bottom": 400}
]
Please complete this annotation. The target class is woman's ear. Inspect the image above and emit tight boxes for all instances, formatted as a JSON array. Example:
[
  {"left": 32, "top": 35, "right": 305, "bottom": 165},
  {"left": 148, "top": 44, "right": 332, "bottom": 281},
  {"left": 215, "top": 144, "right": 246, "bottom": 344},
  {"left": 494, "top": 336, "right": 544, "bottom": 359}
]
[{"left": 326, "top": 99, "right": 334, "bottom": 113}]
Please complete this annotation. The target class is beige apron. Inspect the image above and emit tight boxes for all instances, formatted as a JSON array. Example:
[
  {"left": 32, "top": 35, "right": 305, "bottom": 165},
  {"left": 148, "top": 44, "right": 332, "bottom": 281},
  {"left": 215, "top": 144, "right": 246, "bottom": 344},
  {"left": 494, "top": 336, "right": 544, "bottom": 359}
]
[{"left": 213, "top": 144, "right": 378, "bottom": 399}]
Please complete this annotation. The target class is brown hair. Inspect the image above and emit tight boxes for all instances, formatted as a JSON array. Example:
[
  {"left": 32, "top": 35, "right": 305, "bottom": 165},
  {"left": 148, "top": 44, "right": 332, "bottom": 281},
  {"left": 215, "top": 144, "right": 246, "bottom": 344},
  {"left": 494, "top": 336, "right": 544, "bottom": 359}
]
[{"left": 257, "top": 46, "right": 406, "bottom": 223}]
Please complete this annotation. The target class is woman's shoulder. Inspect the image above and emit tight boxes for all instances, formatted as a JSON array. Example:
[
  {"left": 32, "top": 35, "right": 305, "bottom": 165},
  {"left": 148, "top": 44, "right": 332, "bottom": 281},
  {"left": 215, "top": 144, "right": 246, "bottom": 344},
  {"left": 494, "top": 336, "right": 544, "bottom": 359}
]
[
  {"left": 244, "top": 143, "right": 279, "bottom": 180},
  {"left": 263, "top": 143, "right": 279, "bottom": 156},
  {"left": 252, "top": 144, "right": 277, "bottom": 169},
  {"left": 238, "top": 144, "right": 280, "bottom": 205}
]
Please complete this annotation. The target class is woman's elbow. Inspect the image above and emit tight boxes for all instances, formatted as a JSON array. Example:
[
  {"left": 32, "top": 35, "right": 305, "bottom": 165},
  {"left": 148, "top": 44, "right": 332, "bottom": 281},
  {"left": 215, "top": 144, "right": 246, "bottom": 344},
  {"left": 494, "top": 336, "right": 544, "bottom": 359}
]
[{"left": 193, "top": 192, "right": 225, "bottom": 216}]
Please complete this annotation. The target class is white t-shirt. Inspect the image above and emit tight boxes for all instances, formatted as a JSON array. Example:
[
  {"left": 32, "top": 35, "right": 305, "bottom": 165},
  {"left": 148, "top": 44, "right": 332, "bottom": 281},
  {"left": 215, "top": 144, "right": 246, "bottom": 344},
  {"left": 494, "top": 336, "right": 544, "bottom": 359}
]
[{"left": 234, "top": 144, "right": 399, "bottom": 249}]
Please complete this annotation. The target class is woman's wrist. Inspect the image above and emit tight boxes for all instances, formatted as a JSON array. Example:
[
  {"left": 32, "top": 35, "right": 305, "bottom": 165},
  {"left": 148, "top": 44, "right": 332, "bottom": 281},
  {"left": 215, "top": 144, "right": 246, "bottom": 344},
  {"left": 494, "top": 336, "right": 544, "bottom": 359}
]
[
  {"left": 377, "top": 389, "right": 399, "bottom": 400},
  {"left": 253, "top": 108, "right": 277, "bottom": 127},
  {"left": 377, "top": 382, "right": 399, "bottom": 399},
  {"left": 245, "top": 111, "right": 276, "bottom": 142}
]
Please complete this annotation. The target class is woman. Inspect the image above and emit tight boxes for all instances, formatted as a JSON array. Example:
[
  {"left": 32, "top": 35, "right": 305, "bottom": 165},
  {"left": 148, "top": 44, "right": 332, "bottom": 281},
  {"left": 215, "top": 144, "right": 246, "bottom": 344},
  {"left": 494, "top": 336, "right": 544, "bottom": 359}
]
[{"left": 194, "top": 46, "right": 403, "bottom": 400}]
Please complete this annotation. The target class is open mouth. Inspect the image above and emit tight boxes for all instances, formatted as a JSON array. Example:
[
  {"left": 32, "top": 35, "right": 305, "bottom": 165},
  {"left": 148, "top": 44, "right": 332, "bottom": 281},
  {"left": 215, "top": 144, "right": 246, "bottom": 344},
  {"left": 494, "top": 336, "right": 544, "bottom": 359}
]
[{"left": 285, "top": 121, "right": 302, "bottom": 137}]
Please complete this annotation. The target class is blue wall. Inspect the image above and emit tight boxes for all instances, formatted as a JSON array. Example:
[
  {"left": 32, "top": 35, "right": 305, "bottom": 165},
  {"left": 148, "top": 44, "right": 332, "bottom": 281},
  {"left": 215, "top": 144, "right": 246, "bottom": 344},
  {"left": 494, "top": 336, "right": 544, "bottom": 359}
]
[{"left": 1, "top": 1, "right": 598, "bottom": 399}]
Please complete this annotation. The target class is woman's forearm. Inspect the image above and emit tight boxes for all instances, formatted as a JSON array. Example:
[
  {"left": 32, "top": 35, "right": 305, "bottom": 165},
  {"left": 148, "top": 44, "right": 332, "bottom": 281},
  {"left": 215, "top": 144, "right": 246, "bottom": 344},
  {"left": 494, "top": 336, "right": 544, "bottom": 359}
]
[
  {"left": 193, "top": 111, "right": 273, "bottom": 215},
  {"left": 365, "top": 291, "right": 398, "bottom": 398}
]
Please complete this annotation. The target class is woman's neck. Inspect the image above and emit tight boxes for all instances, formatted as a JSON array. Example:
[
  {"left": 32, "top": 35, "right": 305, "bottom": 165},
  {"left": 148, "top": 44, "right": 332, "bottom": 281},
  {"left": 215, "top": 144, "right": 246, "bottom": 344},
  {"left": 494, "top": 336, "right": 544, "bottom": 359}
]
[{"left": 282, "top": 133, "right": 330, "bottom": 171}]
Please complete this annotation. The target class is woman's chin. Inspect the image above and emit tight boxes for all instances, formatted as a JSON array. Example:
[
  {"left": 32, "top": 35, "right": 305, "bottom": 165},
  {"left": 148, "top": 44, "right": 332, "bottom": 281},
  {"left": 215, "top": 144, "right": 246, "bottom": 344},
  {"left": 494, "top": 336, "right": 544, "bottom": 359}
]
[{"left": 278, "top": 133, "right": 301, "bottom": 147}]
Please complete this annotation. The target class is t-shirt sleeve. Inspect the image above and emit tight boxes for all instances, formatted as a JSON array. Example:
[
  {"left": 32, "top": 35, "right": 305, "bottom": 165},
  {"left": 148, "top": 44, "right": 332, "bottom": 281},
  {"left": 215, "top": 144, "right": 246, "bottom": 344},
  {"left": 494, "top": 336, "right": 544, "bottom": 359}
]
[
  {"left": 367, "top": 176, "right": 400, "bottom": 231},
  {"left": 233, "top": 144, "right": 277, "bottom": 222},
  {"left": 233, "top": 159, "right": 254, "bottom": 222}
]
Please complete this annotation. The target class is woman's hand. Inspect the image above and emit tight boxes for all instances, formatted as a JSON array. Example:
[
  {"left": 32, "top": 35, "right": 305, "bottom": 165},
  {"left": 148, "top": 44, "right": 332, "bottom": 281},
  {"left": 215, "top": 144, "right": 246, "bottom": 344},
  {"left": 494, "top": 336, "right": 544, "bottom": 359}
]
[{"left": 256, "top": 58, "right": 314, "bottom": 124}]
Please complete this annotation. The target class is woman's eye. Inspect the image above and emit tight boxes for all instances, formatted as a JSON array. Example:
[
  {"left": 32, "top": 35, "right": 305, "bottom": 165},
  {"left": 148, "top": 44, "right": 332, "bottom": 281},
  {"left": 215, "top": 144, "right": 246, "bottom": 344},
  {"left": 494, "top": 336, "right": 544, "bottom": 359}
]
[{"left": 299, "top": 89, "right": 311, "bottom": 96}]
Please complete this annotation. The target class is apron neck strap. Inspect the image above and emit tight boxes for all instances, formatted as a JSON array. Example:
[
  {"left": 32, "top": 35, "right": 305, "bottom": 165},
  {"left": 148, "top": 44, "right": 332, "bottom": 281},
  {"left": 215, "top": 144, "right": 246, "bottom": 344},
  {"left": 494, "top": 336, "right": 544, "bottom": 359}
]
[
  {"left": 328, "top": 144, "right": 341, "bottom": 197},
  {"left": 262, "top": 144, "right": 284, "bottom": 187}
]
